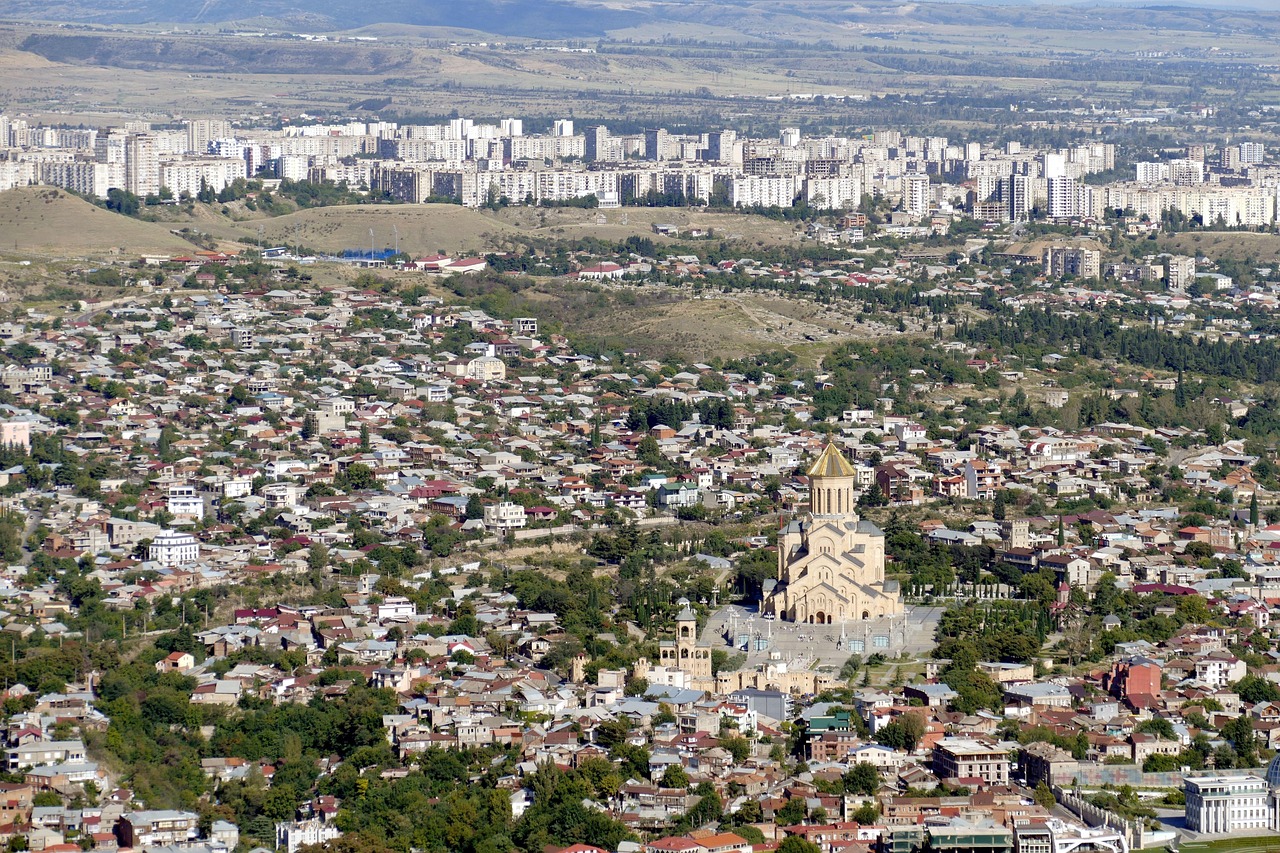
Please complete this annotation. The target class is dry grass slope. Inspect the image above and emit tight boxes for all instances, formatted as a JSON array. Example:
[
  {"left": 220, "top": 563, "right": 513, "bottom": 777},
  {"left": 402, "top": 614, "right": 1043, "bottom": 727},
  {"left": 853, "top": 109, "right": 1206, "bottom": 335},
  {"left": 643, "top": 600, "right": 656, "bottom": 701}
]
[
  {"left": 247, "top": 205, "right": 527, "bottom": 256},
  {"left": 0, "top": 187, "right": 193, "bottom": 256}
]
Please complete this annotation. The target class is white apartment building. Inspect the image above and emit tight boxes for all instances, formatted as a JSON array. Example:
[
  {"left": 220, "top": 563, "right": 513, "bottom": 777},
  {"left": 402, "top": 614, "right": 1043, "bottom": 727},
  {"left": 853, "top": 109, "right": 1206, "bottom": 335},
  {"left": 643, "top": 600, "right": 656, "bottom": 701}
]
[
  {"left": 1135, "top": 162, "right": 1169, "bottom": 183},
  {"left": 1046, "top": 176, "right": 1096, "bottom": 220},
  {"left": 902, "top": 173, "right": 932, "bottom": 216},
  {"left": 125, "top": 133, "right": 161, "bottom": 197},
  {"left": 38, "top": 160, "right": 122, "bottom": 199},
  {"left": 160, "top": 156, "right": 248, "bottom": 197},
  {"left": 1185, "top": 775, "right": 1277, "bottom": 834},
  {"left": 483, "top": 501, "right": 527, "bottom": 532},
  {"left": 186, "top": 119, "right": 233, "bottom": 154},
  {"left": 1166, "top": 255, "right": 1196, "bottom": 291},
  {"left": 149, "top": 529, "right": 201, "bottom": 566},
  {"left": 6, "top": 739, "right": 86, "bottom": 771},
  {"left": 806, "top": 174, "right": 865, "bottom": 210},
  {"left": 731, "top": 175, "right": 802, "bottom": 208},
  {"left": 1043, "top": 246, "right": 1101, "bottom": 279},
  {"left": 167, "top": 484, "right": 205, "bottom": 521},
  {"left": 276, "top": 819, "right": 341, "bottom": 853}
]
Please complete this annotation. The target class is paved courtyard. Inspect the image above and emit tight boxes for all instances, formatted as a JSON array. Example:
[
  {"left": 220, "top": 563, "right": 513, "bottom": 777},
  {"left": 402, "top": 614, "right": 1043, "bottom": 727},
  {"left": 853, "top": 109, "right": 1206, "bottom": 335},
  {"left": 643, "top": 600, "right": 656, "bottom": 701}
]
[{"left": 700, "top": 603, "right": 944, "bottom": 673}]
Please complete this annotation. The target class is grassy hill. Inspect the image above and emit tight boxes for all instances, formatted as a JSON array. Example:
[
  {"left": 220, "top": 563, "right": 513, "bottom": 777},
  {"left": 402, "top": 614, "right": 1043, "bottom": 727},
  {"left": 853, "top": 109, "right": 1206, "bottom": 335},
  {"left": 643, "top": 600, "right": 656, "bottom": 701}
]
[
  {"left": 0, "top": 187, "right": 194, "bottom": 257},
  {"left": 238, "top": 205, "right": 528, "bottom": 257}
]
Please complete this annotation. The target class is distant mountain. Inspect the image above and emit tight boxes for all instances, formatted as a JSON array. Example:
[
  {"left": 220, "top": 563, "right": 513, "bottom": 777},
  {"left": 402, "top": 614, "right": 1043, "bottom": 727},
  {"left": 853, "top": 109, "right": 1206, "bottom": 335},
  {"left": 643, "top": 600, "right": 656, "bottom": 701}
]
[
  {"left": 2, "top": 0, "right": 644, "bottom": 36},
  {"left": 3, "top": 0, "right": 1277, "bottom": 39}
]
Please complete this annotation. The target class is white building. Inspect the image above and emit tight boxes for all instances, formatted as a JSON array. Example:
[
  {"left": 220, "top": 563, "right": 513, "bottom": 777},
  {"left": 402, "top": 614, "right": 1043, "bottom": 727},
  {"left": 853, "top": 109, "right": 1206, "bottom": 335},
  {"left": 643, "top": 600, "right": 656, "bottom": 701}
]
[
  {"left": 149, "top": 529, "right": 201, "bottom": 567},
  {"left": 483, "top": 501, "right": 527, "bottom": 532},
  {"left": 903, "top": 173, "right": 932, "bottom": 217},
  {"left": 1185, "top": 774, "right": 1278, "bottom": 834},
  {"left": 167, "top": 484, "right": 205, "bottom": 521},
  {"left": 1166, "top": 255, "right": 1196, "bottom": 291},
  {"left": 125, "top": 133, "right": 160, "bottom": 197},
  {"left": 805, "top": 174, "right": 865, "bottom": 210},
  {"left": 185, "top": 119, "right": 233, "bottom": 154},
  {"left": 6, "top": 739, "right": 86, "bottom": 771},
  {"left": 38, "top": 160, "right": 123, "bottom": 199},
  {"left": 730, "top": 175, "right": 802, "bottom": 208},
  {"left": 276, "top": 820, "right": 341, "bottom": 853}
]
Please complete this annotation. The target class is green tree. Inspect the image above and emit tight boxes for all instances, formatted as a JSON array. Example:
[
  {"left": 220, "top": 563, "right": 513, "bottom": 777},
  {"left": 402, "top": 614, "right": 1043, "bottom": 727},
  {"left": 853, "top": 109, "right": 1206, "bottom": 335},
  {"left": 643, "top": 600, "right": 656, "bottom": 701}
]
[
  {"left": 637, "top": 435, "right": 662, "bottom": 466},
  {"left": 843, "top": 762, "right": 880, "bottom": 796},
  {"left": 1234, "top": 675, "right": 1280, "bottom": 704},
  {"left": 775, "top": 798, "right": 807, "bottom": 826},
  {"left": 874, "top": 713, "right": 925, "bottom": 753},
  {"left": 778, "top": 837, "right": 821, "bottom": 853},
  {"left": 1136, "top": 718, "right": 1176, "bottom": 740},
  {"left": 859, "top": 482, "right": 887, "bottom": 508},
  {"left": 850, "top": 803, "right": 880, "bottom": 825},
  {"left": 661, "top": 764, "right": 690, "bottom": 789},
  {"left": 1222, "top": 715, "right": 1259, "bottom": 767}
]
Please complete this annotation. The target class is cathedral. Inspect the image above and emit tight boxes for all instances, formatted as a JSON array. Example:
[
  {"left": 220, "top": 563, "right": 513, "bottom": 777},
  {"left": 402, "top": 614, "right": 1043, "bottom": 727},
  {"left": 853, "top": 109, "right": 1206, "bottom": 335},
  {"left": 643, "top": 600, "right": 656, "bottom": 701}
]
[{"left": 763, "top": 443, "right": 903, "bottom": 624}]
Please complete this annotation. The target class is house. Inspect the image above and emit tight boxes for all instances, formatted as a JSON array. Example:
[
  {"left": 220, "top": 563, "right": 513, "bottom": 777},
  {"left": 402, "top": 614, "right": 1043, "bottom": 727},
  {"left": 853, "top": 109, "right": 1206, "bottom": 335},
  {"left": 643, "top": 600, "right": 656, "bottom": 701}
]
[
  {"left": 156, "top": 651, "right": 195, "bottom": 673},
  {"left": 114, "top": 810, "right": 200, "bottom": 847},
  {"left": 6, "top": 741, "right": 87, "bottom": 773}
]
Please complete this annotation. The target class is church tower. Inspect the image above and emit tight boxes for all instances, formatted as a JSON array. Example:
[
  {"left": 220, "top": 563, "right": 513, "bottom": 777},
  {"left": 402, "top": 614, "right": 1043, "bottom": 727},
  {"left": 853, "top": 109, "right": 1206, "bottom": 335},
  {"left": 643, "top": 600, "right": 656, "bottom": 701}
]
[
  {"left": 674, "top": 598, "right": 711, "bottom": 679},
  {"left": 808, "top": 442, "right": 859, "bottom": 519}
]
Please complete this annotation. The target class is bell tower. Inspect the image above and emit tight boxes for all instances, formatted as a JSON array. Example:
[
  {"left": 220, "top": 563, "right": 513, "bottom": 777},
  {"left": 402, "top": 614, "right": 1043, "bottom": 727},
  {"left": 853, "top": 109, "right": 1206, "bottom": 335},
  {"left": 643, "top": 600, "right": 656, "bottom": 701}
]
[{"left": 674, "top": 598, "right": 711, "bottom": 679}]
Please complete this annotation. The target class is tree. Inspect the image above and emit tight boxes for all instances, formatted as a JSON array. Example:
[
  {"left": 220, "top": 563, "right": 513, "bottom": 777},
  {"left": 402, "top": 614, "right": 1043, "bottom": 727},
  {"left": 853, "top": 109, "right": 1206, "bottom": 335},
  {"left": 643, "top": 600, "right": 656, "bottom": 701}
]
[
  {"left": 775, "top": 798, "right": 807, "bottom": 826},
  {"left": 1251, "top": 492, "right": 1260, "bottom": 527},
  {"left": 874, "top": 713, "right": 925, "bottom": 753},
  {"left": 683, "top": 783, "right": 722, "bottom": 828},
  {"left": 1222, "top": 715, "right": 1259, "bottom": 767},
  {"left": 338, "top": 463, "right": 376, "bottom": 492},
  {"left": 637, "top": 435, "right": 662, "bottom": 466},
  {"left": 465, "top": 494, "right": 485, "bottom": 521},
  {"left": 359, "top": 423, "right": 371, "bottom": 452},
  {"left": 1057, "top": 516, "right": 1066, "bottom": 547},
  {"left": 661, "top": 764, "right": 689, "bottom": 789},
  {"left": 993, "top": 490, "right": 1007, "bottom": 521},
  {"left": 778, "top": 837, "right": 821, "bottom": 853},
  {"left": 1136, "top": 718, "right": 1175, "bottom": 740},
  {"left": 1233, "top": 674, "right": 1279, "bottom": 704},
  {"left": 719, "top": 734, "right": 751, "bottom": 764},
  {"left": 307, "top": 543, "right": 329, "bottom": 573},
  {"left": 859, "top": 482, "right": 887, "bottom": 508},
  {"left": 850, "top": 803, "right": 879, "bottom": 825},
  {"left": 106, "top": 188, "right": 141, "bottom": 216},
  {"left": 1033, "top": 782, "right": 1056, "bottom": 809},
  {"left": 843, "top": 762, "right": 880, "bottom": 796}
]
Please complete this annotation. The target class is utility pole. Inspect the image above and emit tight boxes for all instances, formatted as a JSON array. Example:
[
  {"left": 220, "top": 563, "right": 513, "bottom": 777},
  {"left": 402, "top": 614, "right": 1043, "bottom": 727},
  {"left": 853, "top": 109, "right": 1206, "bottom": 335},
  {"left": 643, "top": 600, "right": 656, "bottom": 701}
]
[{"left": 392, "top": 224, "right": 399, "bottom": 257}]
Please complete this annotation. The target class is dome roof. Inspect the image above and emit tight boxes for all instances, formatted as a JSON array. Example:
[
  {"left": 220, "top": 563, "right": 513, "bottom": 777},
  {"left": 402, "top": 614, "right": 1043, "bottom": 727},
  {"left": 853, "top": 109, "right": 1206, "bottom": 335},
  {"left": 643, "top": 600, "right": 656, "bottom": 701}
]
[
  {"left": 1266, "top": 753, "right": 1280, "bottom": 788},
  {"left": 808, "top": 442, "right": 857, "bottom": 479}
]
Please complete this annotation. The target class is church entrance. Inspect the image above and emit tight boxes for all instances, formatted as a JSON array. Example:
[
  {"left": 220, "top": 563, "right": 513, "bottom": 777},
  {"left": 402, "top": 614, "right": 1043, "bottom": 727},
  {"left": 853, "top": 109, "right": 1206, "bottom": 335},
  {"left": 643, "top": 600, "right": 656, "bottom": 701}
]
[
  {"left": 812, "top": 612, "right": 828, "bottom": 624},
  {"left": 862, "top": 610, "right": 870, "bottom": 620}
]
